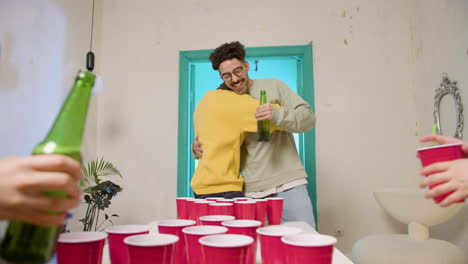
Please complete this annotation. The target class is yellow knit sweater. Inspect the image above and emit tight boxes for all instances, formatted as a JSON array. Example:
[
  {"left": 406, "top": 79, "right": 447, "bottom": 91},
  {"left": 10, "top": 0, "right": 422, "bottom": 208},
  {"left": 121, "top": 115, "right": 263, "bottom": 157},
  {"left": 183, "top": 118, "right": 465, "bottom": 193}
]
[{"left": 191, "top": 89, "right": 276, "bottom": 195}]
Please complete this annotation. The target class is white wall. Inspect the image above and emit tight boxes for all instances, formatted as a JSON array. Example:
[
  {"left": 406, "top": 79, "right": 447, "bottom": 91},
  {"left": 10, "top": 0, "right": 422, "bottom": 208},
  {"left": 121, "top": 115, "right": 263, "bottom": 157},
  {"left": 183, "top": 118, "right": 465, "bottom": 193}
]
[
  {"left": 2, "top": 0, "right": 467, "bottom": 255},
  {"left": 0, "top": 0, "right": 98, "bottom": 158},
  {"left": 1, "top": 0, "right": 65, "bottom": 157}
]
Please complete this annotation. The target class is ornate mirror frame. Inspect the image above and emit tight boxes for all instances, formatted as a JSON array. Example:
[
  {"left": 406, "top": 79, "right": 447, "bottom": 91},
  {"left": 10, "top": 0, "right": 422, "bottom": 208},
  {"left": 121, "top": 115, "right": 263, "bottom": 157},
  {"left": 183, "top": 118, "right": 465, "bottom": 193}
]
[{"left": 434, "top": 73, "right": 464, "bottom": 139}]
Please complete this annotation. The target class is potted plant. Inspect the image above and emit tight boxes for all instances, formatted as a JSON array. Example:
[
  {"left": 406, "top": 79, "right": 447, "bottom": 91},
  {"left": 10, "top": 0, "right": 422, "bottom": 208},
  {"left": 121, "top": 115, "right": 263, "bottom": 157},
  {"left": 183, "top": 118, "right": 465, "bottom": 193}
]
[{"left": 79, "top": 157, "right": 123, "bottom": 231}]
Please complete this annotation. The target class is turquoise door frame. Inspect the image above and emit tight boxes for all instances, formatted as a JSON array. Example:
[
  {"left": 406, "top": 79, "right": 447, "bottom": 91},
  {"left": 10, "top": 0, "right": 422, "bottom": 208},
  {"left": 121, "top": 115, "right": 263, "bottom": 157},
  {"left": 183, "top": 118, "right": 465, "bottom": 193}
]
[{"left": 177, "top": 45, "right": 317, "bottom": 223}]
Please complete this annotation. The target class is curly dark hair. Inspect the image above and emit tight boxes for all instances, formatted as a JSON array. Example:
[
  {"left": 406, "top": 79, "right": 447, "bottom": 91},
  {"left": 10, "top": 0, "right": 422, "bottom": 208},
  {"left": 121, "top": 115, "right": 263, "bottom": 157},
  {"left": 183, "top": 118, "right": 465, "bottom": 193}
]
[{"left": 209, "top": 41, "right": 246, "bottom": 70}]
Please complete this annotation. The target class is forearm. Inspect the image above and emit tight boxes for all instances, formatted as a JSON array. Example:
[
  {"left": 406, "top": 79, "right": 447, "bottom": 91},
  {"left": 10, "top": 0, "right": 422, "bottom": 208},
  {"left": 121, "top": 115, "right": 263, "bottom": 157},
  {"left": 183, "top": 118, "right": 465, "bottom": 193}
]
[
  {"left": 270, "top": 79, "right": 316, "bottom": 133},
  {"left": 271, "top": 105, "right": 316, "bottom": 133}
]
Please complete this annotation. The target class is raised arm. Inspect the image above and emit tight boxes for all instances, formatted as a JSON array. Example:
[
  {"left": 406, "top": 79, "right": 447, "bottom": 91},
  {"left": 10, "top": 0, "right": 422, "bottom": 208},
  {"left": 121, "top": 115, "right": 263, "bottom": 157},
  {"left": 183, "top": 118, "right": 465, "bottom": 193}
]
[{"left": 269, "top": 79, "right": 315, "bottom": 133}]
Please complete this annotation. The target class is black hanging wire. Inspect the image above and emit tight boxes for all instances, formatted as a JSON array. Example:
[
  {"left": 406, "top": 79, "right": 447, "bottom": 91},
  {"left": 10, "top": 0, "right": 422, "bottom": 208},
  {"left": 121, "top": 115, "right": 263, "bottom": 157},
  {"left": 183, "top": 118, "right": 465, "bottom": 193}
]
[{"left": 86, "top": 0, "right": 95, "bottom": 71}]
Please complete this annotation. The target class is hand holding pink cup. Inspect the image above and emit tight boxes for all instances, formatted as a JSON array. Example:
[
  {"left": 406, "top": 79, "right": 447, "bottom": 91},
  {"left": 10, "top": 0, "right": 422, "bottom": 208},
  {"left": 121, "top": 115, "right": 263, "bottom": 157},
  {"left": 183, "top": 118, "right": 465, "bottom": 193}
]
[{"left": 417, "top": 143, "right": 464, "bottom": 203}]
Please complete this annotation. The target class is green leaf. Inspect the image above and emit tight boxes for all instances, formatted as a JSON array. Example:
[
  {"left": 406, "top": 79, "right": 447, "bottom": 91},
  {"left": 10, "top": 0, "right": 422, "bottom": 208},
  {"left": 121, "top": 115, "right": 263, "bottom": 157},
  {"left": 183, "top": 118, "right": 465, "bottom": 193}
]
[{"left": 80, "top": 157, "right": 123, "bottom": 188}]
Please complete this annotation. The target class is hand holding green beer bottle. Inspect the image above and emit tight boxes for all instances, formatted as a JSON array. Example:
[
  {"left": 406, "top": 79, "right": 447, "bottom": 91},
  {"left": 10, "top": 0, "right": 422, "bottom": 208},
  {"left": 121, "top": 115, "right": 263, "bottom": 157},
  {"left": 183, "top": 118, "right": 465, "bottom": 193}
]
[
  {"left": 0, "top": 70, "right": 96, "bottom": 264},
  {"left": 0, "top": 155, "right": 82, "bottom": 226}
]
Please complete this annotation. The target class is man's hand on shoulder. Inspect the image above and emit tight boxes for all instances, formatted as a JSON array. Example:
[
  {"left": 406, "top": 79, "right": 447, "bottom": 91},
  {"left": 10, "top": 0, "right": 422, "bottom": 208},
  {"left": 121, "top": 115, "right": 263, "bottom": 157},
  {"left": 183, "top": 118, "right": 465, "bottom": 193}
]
[{"left": 192, "top": 137, "right": 203, "bottom": 159}]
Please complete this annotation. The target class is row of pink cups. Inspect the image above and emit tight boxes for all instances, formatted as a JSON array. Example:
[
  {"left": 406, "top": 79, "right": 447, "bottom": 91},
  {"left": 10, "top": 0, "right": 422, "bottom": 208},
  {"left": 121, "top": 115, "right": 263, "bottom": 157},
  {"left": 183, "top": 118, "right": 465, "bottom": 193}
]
[
  {"left": 176, "top": 197, "right": 284, "bottom": 226},
  {"left": 55, "top": 221, "right": 336, "bottom": 264}
]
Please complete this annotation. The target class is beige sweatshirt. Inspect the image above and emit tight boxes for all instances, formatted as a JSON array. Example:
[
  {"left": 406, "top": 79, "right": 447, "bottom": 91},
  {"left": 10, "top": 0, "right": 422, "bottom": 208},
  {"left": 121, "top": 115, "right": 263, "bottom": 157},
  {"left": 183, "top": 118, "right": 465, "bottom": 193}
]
[{"left": 241, "top": 78, "right": 316, "bottom": 192}]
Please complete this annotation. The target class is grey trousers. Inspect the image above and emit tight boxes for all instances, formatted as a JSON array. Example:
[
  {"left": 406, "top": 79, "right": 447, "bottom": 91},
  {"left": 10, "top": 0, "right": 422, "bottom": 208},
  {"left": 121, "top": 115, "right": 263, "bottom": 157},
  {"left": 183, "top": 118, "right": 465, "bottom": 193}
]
[{"left": 276, "top": 185, "right": 316, "bottom": 229}]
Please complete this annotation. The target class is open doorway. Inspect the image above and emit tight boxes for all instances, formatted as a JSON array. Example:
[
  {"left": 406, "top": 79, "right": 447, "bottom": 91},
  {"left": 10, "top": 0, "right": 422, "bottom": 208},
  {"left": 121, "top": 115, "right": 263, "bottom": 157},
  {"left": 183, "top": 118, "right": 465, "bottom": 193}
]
[{"left": 177, "top": 45, "right": 316, "bottom": 222}]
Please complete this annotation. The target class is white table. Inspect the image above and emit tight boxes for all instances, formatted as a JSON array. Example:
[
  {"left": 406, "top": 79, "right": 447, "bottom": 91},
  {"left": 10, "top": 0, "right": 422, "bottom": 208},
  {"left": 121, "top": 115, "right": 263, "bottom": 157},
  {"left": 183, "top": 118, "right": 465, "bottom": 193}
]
[{"left": 102, "top": 221, "right": 354, "bottom": 264}]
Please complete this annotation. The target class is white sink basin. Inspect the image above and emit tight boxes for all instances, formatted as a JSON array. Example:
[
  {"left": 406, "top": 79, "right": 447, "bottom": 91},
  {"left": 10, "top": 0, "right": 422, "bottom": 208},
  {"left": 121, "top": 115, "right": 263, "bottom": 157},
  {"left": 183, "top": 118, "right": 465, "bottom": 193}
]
[{"left": 374, "top": 188, "right": 463, "bottom": 227}]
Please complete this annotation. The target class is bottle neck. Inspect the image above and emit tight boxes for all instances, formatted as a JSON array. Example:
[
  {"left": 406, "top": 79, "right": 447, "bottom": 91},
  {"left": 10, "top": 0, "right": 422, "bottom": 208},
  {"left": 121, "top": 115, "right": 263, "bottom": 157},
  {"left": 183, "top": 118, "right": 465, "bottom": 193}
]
[
  {"left": 260, "top": 90, "right": 267, "bottom": 104},
  {"left": 33, "top": 71, "right": 95, "bottom": 159}
]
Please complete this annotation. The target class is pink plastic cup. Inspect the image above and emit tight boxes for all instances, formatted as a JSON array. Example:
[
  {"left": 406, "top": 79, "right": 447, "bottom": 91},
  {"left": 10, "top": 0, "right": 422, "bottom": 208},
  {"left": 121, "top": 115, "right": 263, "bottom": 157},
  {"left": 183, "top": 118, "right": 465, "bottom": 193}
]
[
  {"left": 56, "top": 231, "right": 107, "bottom": 264},
  {"left": 182, "top": 225, "right": 228, "bottom": 264},
  {"left": 266, "top": 198, "right": 284, "bottom": 225},
  {"left": 176, "top": 197, "right": 193, "bottom": 219},
  {"left": 417, "top": 143, "right": 464, "bottom": 203},
  {"left": 199, "top": 234, "right": 254, "bottom": 264},
  {"left": 194, "top": 199, "right": 210, "bottom": 220},
  {"left": 185, "top": 199, "right": 196, "bottom": 221},
  {"left": 281, "top": 233, "right": 337, "bottom": 264},
  {"left": 209, "top": 203, "right": 234, "bottom": 216},
  {"left": 158, "top": 219, "right": 196, "bottom": 264},
  {"left": 254, "top": 199, "right": 267, "bottom": 226},
  {"left": 124, "top": 234, "right": 179, "bottom": 264},
  {"left": 221, "top": 220, "right": 261, "bottom": 264},
  {"left": 256, "top": 226, "right": 302, "bottom": 264},
  {"left": 234, "top": 201, "right": 257, "bottom": 220},
  {"left": 194, "top": 200, "right": 215, "bottom": 225},
  {"left": 105, "top": 225, "right": 150, "bottom": 264},
  {"left": 199, "top": 215, "right": 235, "bottom": 226}
]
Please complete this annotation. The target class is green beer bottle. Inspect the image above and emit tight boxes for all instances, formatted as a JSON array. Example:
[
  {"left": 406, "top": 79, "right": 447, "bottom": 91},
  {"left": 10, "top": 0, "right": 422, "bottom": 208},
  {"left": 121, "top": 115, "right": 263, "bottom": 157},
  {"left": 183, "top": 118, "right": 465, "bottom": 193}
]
[
  {"left": 257, "top": 90, "right": 270, "bottom": 142},
  {"left": 0, "top": 70, "right": 96, "bottom": 263}
]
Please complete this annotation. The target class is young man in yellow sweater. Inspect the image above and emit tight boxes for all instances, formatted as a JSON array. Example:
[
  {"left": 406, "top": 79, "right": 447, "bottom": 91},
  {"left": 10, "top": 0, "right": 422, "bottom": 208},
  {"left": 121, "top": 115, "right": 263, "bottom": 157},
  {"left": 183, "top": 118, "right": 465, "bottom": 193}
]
[{"left": 191, "top": 89, "right": 278, "bottom": 198}]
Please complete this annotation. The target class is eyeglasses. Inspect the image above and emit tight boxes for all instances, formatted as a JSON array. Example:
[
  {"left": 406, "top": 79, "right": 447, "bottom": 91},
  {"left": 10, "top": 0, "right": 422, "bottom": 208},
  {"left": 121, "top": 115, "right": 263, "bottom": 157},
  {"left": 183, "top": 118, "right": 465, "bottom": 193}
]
[{"left": 220, "top": 66, "right": 244, "bottom": 82}]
